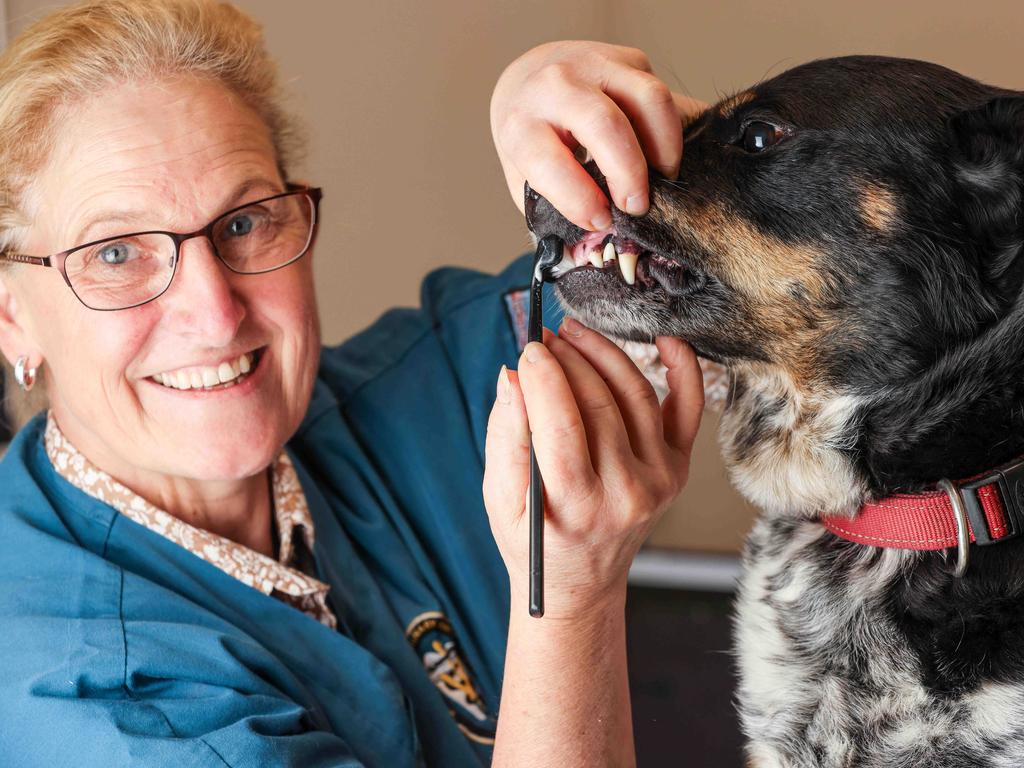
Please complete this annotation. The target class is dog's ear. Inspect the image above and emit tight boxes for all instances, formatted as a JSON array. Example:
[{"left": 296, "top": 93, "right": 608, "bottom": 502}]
[{"left": 949, "top": 96, "right": 1024, "bottom": 303}]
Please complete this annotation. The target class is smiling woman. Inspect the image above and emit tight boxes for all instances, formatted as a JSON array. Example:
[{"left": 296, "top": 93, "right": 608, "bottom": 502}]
[
  {"left": 0, "top": 2, "right": 708, "bottom": 766},
  {"left": 3, "top": 73, "right": 323, "bottom": 542}
]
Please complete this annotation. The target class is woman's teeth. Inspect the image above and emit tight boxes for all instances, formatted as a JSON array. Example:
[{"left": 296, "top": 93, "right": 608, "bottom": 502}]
[{"left": 152, "top": 352, "right": 255, "bottom": 391}]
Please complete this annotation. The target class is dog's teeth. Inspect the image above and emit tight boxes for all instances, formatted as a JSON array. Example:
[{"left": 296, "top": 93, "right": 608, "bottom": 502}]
[
  {"left": 618, "top": 250, "right": 638, "bottom": 285},
  {"left": 589, "top": 247, "right": 603, "bottom": 269},
  {"left": 603, "top": 241, "right": 616, "bottom": 263}
]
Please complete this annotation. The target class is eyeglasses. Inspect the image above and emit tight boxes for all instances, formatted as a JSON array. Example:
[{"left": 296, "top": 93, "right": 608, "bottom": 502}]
[{"left": 0, "top": 185, "right": 323, "bottom": 311}]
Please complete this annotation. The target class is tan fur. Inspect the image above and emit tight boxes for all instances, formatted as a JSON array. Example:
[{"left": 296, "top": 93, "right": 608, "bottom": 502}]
[
  {"left": 649, "top": 192, "right": 827, "bottom": 304},
  {"left": 646, "top": 191, "right": 842, "bottom": 383},
  {"left": 720, "top": 90, "right": 756, "bottom": 118},
  {"left": 860, "top": 183, "right": 898, "bottom": 231}
]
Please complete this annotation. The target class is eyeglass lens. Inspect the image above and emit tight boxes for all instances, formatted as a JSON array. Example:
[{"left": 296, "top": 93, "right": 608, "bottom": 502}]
[{"left": 64, "top": 192, "right": 315, "bottom": 310}]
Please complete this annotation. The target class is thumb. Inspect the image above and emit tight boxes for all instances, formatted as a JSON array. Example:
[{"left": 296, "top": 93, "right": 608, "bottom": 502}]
[
  {"left": 482, "top": 365, "right": 531, "bottom": 524},
  {"left": 655, "top": 336, "right": 705, "bottom": 460}
]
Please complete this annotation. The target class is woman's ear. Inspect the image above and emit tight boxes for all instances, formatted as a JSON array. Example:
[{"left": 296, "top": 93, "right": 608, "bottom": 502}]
[
  {"left": 949, "top": 96, "right": 1024, "bottom": 305},
  {"left": 0, "top": 273, "right": 41, "bottom": 368}
]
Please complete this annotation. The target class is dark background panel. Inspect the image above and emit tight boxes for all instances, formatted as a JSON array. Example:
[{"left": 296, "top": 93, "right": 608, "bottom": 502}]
[{"left": 627, "top": 587, "right": 743, "bottom": 768}]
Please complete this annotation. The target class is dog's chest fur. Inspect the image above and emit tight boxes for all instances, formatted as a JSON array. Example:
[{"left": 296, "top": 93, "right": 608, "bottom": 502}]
[
  {"left": 736, "top": 514, "right": 1024, "bottom": 768},
  {"left": 711, "top": 365, "right": 1024, "bottom": 766}
]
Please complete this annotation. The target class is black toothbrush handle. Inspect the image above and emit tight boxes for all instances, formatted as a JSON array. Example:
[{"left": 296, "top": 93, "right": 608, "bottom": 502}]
[
  {"left": 528, "top": 439, "right": 544, "bottom": 618},
  {"left": 527, "top": 235, "right": 564, "bottom": 618}
]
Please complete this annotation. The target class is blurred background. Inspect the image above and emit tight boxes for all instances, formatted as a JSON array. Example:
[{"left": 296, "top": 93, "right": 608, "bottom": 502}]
[{"left": 2, "top": 1, "right": 1022, "bottom": 764}]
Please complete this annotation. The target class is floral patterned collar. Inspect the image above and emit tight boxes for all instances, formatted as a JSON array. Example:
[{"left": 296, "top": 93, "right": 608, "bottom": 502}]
[{"left": 43, "top": 411, "right": 336, "bottom": 629}]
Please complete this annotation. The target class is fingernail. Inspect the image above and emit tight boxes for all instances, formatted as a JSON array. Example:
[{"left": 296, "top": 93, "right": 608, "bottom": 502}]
[
  {"left": 561, "top": 316, "right": 585, "bottom": 337},
  {"left": 523, "top": 341, "right": 544, "bottom": 364},
  {"left": 590, "top": 211, "right": 613, "bottom": 231},
  {"left": 625, "top": 193, "right": 648, "bottom": 215},
  {"left": 497, "top": 365, "right": 511, "bottom": 404}
]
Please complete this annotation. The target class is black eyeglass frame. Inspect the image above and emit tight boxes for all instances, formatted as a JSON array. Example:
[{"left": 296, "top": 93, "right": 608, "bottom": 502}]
[{"left": 0, "top": 183, "right": 323, "bottom": 311}]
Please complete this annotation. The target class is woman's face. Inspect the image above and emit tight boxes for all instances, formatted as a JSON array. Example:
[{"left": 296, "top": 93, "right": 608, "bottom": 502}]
[{"left": 4, "top": 76, "right": 320, "bottom": 482}]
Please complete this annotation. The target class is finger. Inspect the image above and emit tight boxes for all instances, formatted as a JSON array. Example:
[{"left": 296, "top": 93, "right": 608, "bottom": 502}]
[
  {"left": 556, "top": 317, "right": 665, "bottom": 463},
  {"left": 655, "top": 336, "right": 705, "bottom": 462},
  {"left": 517, "top": 340, "right": 600, "bottom": 502},
  {"left": 561, "top": 91, "right": 650, "bottom": 218},
  {"left": 499, "top": 158, "right": 528, "bottom": 217},
  {"left": 483, "top": 366, "right": 531, "bottom": 523},
  {"left": 673, "top": 92, "right": 710, "bottom": 125},
  {"left": 540, "top": 326, "right": 635, "bottom": 471},
  {"left": 604, "top": 44, "right": 654, "bottom": 73},
  {"left": 602, "top": 66, "right": 682, "bottom": 183},
  {"left": 500, "top": 116, "right": 612, "bottom": 231}
]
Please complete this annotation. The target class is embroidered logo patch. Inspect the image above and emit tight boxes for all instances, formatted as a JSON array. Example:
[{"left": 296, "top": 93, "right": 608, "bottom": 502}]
[{"left": 406, "top": 611, "right": 496, "bottom": 744}]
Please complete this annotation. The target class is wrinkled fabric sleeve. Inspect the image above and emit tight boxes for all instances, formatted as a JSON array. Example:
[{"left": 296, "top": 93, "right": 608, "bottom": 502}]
[
  {"left": 0, "top": 567, "right": 367, "bottom": 768},
  {"left": 3, "top": 684, "right": 363, "bottom": 768}
]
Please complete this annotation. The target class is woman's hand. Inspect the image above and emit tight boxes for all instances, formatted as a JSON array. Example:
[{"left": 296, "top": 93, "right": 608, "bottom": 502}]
[
  {"left": 490, "top": 40, "right": 707, "bottom": 232},
  {"left": 483, "top": 318, "right": 704, "bottom": 620}
]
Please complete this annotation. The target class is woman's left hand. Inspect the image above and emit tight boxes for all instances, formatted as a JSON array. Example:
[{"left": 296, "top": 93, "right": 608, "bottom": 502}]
[
  {"left": 489, "top": 40, "right": 707, "bottom": 233},
  {"left": 485, "top": 317, "right": 703, "bottom": 762},
  {"left": 483, "top": 319, "right": 704, "bottom": 620}
]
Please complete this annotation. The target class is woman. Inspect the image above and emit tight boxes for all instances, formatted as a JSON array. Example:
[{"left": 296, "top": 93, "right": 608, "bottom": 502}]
[{"left": 0, "top": 1, "right": 706, "bottom": 765}]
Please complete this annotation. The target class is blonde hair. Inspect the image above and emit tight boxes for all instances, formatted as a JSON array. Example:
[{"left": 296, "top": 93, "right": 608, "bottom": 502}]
[
  {"left": 0, "top": 0, "right": 303, "bottom": 431},
  {"left": 0, "top": 0, "right": 303, "bottom": 260}
]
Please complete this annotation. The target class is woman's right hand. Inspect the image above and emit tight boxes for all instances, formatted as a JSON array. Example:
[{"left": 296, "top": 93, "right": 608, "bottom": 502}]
[
  {"left": 490, "top": 40, "right": 707, "bottom": 233},
  {"left": 482, "top": 318, "right": 704, "bottom": 620}
]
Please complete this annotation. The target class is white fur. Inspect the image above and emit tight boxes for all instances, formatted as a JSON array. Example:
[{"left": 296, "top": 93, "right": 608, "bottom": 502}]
[{"left": 719, "top": 364, "right": 868, "bottom": 518}]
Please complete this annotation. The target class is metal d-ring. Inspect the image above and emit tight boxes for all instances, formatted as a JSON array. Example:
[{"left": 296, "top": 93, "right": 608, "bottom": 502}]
[{"left": 937, "top": 478, "right": 970, "bottom": 578}]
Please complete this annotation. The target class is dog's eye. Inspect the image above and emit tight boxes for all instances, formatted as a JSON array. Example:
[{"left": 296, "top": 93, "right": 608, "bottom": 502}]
[{"left": 741, "top": 121, "right": 783, "bottom": 152}]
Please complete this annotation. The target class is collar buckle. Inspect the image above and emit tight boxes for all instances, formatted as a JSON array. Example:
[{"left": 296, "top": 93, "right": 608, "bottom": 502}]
[
  {"left": 937, "top": 479, "right": 971, "bottom": 577},
  {"left": 957, "top": 456, "right": 1024, "bottom": 546}
]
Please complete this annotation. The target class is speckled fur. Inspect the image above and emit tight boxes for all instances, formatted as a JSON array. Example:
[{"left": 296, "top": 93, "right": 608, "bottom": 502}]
[{"left": 736, "top": 516, "right": 1024, "bottom": 768}]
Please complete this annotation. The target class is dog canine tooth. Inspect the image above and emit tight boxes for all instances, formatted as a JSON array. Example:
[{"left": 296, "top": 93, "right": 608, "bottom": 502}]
[{"left": 618, "top": 250, "right": 638, "bottom": 285}]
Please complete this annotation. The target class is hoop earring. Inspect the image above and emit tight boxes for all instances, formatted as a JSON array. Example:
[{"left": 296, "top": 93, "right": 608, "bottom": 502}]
[{"left": 13, "top": 356, "right": 37, "bottom": 392}]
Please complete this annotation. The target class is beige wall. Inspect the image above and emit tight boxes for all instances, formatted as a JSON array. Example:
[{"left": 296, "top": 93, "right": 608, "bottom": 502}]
[
  {"left": 5, "top": 0, "right": 1023, "bottom": 552},
  {"left": 605, "top": 1, "right": 1024, "bottom": 97}
]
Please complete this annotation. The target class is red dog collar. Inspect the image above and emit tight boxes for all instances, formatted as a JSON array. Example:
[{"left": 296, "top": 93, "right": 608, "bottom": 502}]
[{"left": 821, "top": 456, "right": 1024, "bottom": 576}]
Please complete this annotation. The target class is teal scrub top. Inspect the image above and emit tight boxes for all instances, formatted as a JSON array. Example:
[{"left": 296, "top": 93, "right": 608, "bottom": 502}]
[{"left": 0, "top": 252, "right": 565, "bottom": 767}]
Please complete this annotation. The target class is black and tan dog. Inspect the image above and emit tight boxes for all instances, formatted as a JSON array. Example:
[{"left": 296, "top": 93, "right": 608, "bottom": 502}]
[{"left": 525, "top": 55, "right": 1024, "bottom": 767}]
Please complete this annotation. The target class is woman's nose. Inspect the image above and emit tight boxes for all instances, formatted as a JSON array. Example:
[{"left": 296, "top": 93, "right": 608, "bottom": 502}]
[{"left": 162, "top": 236, "right": 246, "bottom": 344}]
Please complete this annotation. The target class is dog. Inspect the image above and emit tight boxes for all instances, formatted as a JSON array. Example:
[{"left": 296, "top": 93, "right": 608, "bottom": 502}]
[{"left": 524, "top": 55, "right": 1024, "bottom": 767}]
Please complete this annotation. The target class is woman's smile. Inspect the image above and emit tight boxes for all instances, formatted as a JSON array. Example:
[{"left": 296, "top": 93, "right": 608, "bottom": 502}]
[{"left": 147, "top": 346, "right": 265, "bottom": 393}]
